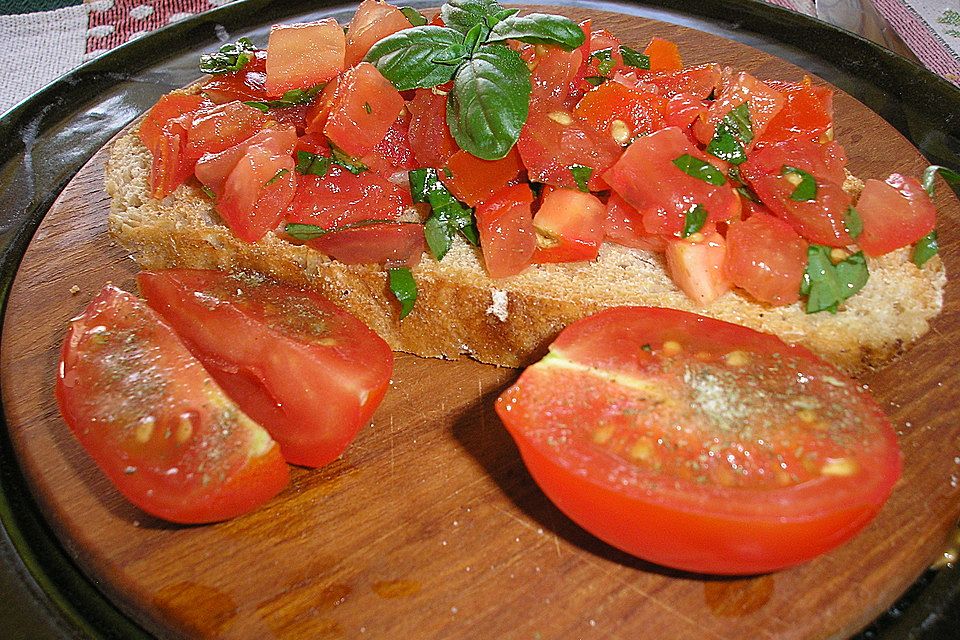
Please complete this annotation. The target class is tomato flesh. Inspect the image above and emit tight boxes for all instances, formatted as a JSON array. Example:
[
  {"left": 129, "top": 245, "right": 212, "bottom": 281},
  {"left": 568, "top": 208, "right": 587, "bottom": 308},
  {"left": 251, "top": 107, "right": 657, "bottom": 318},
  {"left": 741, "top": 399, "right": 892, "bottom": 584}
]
[
  {"left": 344, "top": 0, "right": 411, "bottom": 68},
  {"left": 496, "top": 307, "right": 901, "bottom": 574},
  {"left": 322, "top": 62, "right": 405, "bottom": 158},
  {"left": 285, "top": 166, "right": 410, "bottom": 229},
  {"left": 532, "top": 188, "right": 605, "bottom": 263},
  {"left": 265, "top": 20, "right": 345, "bottom": 97},
  {"left": 441, "top": 147, "right": 524, "bottom": 207},
  {"left": 304, "top": 221, "right": 426, "bottom": 268},
  {"left": 693, "top": 72, "right": 785, "bottom": 147},
  {"left": 475, "top": 184, "right": 537, "bottom": 278},
  {"left": 725, "top": 213, "right": 808, "bottom": 305},
  {"left": 854, "top": 174, "right": 937, "bottom": 256},
  {"left": 407, "top": 88, "right": 459, "bottom": 168},
  {"left": 56, "top": 285, "right": 289, "bottom": 524},
  {"left": 602, "top": 193, "right": 666, "bottom": 252},
  {"left": 138, "top": 270, "right": 394, "bottom": 468},
  {"left": 664, "top": 229, "right": 731, "bottom": 305}
]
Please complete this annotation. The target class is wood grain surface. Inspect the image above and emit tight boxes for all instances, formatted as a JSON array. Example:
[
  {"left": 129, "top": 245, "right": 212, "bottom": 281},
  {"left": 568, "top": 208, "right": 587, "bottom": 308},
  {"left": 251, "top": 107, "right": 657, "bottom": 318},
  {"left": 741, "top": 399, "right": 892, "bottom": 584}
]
[{"left": 3, "top": 9, "right": 960, "bottom": 640}]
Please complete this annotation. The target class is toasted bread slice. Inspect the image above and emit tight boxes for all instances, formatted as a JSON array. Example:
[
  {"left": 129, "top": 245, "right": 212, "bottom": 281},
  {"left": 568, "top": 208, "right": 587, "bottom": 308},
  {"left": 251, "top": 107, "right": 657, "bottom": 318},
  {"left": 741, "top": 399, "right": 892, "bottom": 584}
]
[{"left": 106, "top": 128, "right": 945, "bottom": 374}]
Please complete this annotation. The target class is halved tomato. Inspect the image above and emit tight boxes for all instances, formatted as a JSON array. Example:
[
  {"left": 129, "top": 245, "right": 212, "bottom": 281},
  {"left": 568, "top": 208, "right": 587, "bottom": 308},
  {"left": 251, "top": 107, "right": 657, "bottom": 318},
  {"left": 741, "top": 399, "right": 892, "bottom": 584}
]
[
  {"left": 664, "top": 229, "right": 730, "bottom": 305},
  {"left": 304, "top": 221, "right": 426, "bottom": 267},
  {"left": 532, "top": 187, "right": 605, "bottom": 263},
  {"left": 854, "top": 173, "right": 937, "bottom": 256},
  {"left": 496, "top": 306, "right": 901, "bottom": 574},
  {"left": 264, "top": 19, "right": 345, "bottom": 97},
  {"left": 138, "top": 269, "right": 394, "bottom": 468},
  {"left": 56, "top": 285, "right": 289, "bottom": 524},
  {"left": 321, "top": 62, "right": 405, "bottom": 157},
  {"left": 475, "top": 184, "right": 537, "bottom": 278},
  {"left": 344, "top": 0, "right": 411, "bottom": 67},
  {"left": 285, "top": 165, "right": 410, "bottom": 228},
  {"left": 724, "top": 212, "right": 808, "bottom": 305},
  {"left": 441, "top": 147, "right": 524, "bottom": 207}
]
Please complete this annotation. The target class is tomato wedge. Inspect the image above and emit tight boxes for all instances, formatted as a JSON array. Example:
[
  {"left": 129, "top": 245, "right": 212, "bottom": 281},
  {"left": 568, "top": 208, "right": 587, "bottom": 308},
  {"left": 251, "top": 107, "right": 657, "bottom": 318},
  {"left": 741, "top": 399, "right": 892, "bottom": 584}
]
[
  {"left": 138, "top": 270, "right": 394, "bottom": 468},
  {"left": 496, "top": 307, "right": 901, "bottom": 574},
  {"left": 56, "top": 285, "right": 289, "bottom": 524}
]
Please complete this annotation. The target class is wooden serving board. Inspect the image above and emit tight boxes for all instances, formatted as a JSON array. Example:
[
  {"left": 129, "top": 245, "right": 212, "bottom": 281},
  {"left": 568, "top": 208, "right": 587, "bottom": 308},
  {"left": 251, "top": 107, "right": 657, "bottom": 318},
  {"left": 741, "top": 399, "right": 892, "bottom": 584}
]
[{"left": 3, "top": 9, "right": 960, "bottom": 639}]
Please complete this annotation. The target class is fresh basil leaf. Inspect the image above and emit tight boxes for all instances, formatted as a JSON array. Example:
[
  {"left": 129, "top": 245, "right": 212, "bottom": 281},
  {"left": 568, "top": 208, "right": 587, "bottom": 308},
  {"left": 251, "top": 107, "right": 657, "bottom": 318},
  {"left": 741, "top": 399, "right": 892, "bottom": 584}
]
[
  {"left": 447, "top": 44, "right": 530, "bottom": 160},
  {"left": 400, "top": 6, "right": 428, "bottom": 26},
  {"left": 330, "top": 146, "right": 368, "bottom": 175},
  {"left": 285, "top": 219, "right": 399, "bottom": 241},
  {"left": 921, "top": 165, "right": 960, "bottom": 197},
  {"left": 728, "top": 166, "right": 761, "bottom": 203},
  {"left": 295, "top": 151, "right": 330, "bottom": 177},
  {"left": 388, "top": 267, "right": 418, "bottom": 319},
  {"left": 800, "top": 245, "right": 869, "bottom": 314},
  {"left": 409, "top": 168, "right": 478, "bottom": 259},
  {"left": 486, "top": 13, "right": 585, "bottom": 50},
  {"left": 463, "top": 22, "right": 486, "bottom": 54},
  {"left": 844, "top": 206, "right": 863, "bottom": 240},
  {"left": 432, "top": 43, "right": 470, "bottom": 65},
  {"left": 584, "top": 76, "right": 607, "bottom": 86},
  {"left": 672, "top": 154, "right": 727, "bottom": 186},
  {"left": 365, "top": 26, "right": 464, "bottom": 90},
  {"left": 619, "top": 45, "right": 650, "bottom": 70},
  {"left": 913, "top": 230, "right": 938, "bottom": 267},
  {"left": 264, "top": 168, "right": 289, "bottom": 186},
  {"left": 706, "top": 103, "right": 753, "bottom": 165},
  {"left": 681, "top": 204, "right": 707, "bottom": 238},
  {"left": 441, "top": 0, "right": 503, "bottom": 35},
  {"left": 589, "top": 48, "right": 616, "bottom": 76},
  {"left": 569, "top": 164, "right": 593, "bottom": 193},
  {"left": 199, "top": 37, "right": 257, "bottom": 74},
  {"left": 200, "top": 185, "right": 216, "bottom": 201},
  {"left": 245, "top": 84, "right": 323, "bottom": 111},
  {"left": 783, "top": 165, "right": 817, "bottom": 201},
  {"left": 486, "top": 7, "right": 520, "bottom": 27}
]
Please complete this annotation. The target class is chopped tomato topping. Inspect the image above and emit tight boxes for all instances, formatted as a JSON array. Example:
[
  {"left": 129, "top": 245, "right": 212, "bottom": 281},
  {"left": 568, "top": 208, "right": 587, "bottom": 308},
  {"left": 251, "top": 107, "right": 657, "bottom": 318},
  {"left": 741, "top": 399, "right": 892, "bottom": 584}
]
[
  {"left": 264, "top": 20, "right": 345, "bottom": 97},
  {"left": 285, "top": 166, "right": 410, "bottom": 229},
  {"left": 724, "top": 213, "right": 808, "bottom": 305},
  {"left": 855, "top": 173, "right": 937, "bottom": 256},
  {"left": 532, "top": 188, "right": 605, "bottom": 263},
  {"left": 643, "top": 36, "right": 682, "bottom": 72},
  {"left": 407, "top": 87, "right": 459, "bottom": 168},
  {"left": 322, "top": 62, "right": 405, "bottom": 158},
  {"left": 441, "top": 147, "right": 524, "bottom": 207},
  {"left": 693, "top": 72, "right": 785, "bottom": 147},
  {"left": 574, "top": 81, "right": 667, "bottom": 144},
  {"left": 603, "top": 193, "right": 667, "bottom": 252},
  {"left": 344, "top": 0, "right": 411, "bottom": 68},
  {"left": 665, "top": 228, "right": 730, "bottom": 305},
  {"left": 304, "top": 221, "right": 427, "bottom": 268},
  {"left": 475, "top": 184, "right": 537, "bottom": 278}
]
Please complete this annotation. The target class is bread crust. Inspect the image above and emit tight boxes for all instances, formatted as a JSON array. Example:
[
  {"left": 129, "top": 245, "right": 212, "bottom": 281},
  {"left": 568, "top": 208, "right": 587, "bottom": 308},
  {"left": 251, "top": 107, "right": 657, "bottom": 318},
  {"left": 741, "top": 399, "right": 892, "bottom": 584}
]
[{"left": 106, "top": 126, "right": 945, "bottom": 374}]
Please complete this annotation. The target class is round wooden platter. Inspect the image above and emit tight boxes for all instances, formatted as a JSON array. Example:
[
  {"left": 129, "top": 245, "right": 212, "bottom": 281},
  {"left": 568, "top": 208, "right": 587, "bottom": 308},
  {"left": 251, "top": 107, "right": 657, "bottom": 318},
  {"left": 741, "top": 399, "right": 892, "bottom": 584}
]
[{"left": 3, "top": 8, "right": 960, "bottom": 640}]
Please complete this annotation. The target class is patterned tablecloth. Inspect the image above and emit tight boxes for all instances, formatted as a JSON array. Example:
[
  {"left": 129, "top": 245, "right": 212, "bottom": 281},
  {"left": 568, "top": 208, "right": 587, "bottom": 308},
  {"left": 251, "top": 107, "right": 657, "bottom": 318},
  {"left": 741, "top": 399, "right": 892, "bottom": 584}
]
[{"left": 1, "top": 0, "right": 959, "bottom": 115}]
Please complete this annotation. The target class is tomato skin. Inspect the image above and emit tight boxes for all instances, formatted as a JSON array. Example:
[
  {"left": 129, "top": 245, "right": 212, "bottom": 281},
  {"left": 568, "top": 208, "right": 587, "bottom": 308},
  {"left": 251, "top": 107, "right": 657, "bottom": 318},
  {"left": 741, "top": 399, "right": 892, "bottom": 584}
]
[
  {"left": 758, "top": 79, "right": 833, "bottom": 146},
  {"left": 855, "top": 174, "right": 937, "bottom": 256},
  {"left": 496, "top": 307, "right": 902, "bottom": 574},
  {"left": 138, "top": 270, "right": 394, "bottom": 468},
  {"left": 185, "top": 101, "right": 269, "bottom": 158},
  {"left": 322, "top": 62, "right": 405, "bottom": 158},
  {"left": 725, "top": 213, "right": 808, "bottom": 305},
  {"left": 139, "top": 93, "right": 207, "bottom": 153},
  {"left": 640, "top": 63, "right": 721, "bottom": 100},
  {"left": 407, "top": 88, "right": 459, "bottom": 168},
  {"left": 441, "top": 147, "right": 524, "bottom": 207},
  {"left": 305, "top": 222, "right": 426, "bottom": 267},
  {"left": 643, "top": 36, "right": 682, "bottom": 72},
  {"left": 265, "top": 20, "right": 345, "bottom": 97},
  {"left": 573, "top": 81, "right": 667, "bottom": 143},
  {"left": 475, "top": 184, "right": 537, "bottom": 278},
  {"left": 532, "top": 188, "right": 605, "bottom": 263},
  {"left": 344, "top": 0, "right": 411, "bottom": 68},
  {"left": 361, "top": 112, "right": 417, "bottom": 179},
  {"left": 56, "top": 285, "right": 289, "bottom": 524}
]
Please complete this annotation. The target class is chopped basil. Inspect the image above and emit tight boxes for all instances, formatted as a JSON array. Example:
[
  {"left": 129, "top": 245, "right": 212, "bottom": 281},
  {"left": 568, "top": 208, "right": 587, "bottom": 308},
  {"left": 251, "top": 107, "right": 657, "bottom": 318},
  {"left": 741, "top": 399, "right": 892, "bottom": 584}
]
[
  {"left": 589, "top": 48, "right": 616, "bottom": 76},
  {"left": 200, "top": 185, "right": 216, "bottom": 201},
  {"left": 681, "top": 204, "right": 707, "bottom": 238},
  {"left": 409, "top": 168, "right": 478, "bottom": 260},
  {"left": 400, "top": 6, "right": 429, "bottom": 26},
  {"left": 921, "top": 164, "right": 960, "bottom": 197},
  {"left": 245, "top": 84, "right": 324, "bottom": 111},
  {"left": 295, "top": 151, "right": 331, "bottom": 177},
  {"left": 619, "top": 45, "right": 650, "bottom": 70},
  {"left": 568, "top": 164, "right": 593, "bottom": 192},
  {"left": 640, "top": 343, "right": 652, "bottom": 352},
  {"left": 782, "top": 165, "right": 817, "bottom": 201},
  {"left": 672, "top": 154, "right": 727, "bottom": 186},
  {"left": 800, "top": 245, "right": 869, "bottom": 314},
  {"left": 843, "top": 206, "right": 863, "bottom": 240},
  {"left": 706, "top": 103, "right": 753, "bottom": 165},
  {"left": 727, "top": 166, "right": 761, "bottom": 203},
  {"left": 199, "top": 37, "right": 257, "bottom": 74},
  {"left": 330, "top": 146, "right": 368, "bottom": 175},
  {"left": 584, "top": 75, "right": 607, "bottom": 87},
  {"left": 389, "top": 268, "right": 418, "bottom": 319},
  {"left": 363, "top": 102, "right": 373, "bottom": 114},
  {"left": 912, "top": 230, "right": 938, "bottom": 267},
  {"left": 264, "top": 168, "right": 289, "bottom": 186},
  {"left": 285, "top": 219, "right": 401, "bottom": 241}
]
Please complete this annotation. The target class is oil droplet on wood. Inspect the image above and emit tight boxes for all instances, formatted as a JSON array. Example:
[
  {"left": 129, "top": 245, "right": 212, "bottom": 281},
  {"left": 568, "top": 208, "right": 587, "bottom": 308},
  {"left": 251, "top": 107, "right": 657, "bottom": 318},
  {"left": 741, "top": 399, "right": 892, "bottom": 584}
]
[
  {"left": 372, "top": 579, "right": 422, "bottom": 598},
  {"left": 153, "top": 581, "right": 237, "bottom": 636},
  {"left": 704, "top": 575, "right": 775, "bottom": 617},
  {"left": 315, "top": 583, "right": 352, "bottom": 610}
]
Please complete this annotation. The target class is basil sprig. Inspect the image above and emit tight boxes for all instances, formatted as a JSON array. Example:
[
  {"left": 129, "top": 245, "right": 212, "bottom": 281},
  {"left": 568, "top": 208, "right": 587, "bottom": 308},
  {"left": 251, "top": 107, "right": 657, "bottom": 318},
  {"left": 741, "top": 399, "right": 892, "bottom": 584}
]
[
  {"left": 199, "top": 37, "right": 256, "bottom": 74},
  {"left": 706, "top": 103, "right": 753, "bottom": 165},
  {"left": 800, "top": 245, "right": 869, "bottom": 314},
  {"left": 366, "top": 1, "right": 584, "bottom": 159},
  {"left": 672, "top": 154, "right": 727, "bottom": 186},
  {"left": 245, "top": 85, "right": 323, "bottom": 112},
  {"left": 388, "top": 268, "right": 418, "bottom": 319},
  {"left": 409, "top": 168, "right": 479, "bottom": 260}
]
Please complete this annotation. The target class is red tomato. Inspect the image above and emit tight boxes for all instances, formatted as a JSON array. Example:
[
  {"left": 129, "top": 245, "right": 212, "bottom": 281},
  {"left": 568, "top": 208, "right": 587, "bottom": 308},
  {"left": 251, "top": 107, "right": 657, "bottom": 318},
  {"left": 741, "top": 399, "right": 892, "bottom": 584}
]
[
  {"left": 573, "top": 81, "right": 667, "bottom": 143},
  {"left": 664, "top": 229, "right": 730, "bottom": 305},
  {"left": 664, "top": 93, "right": 709, "bottom": 141},
  {"left": 724, "top": 213, "right": 808, "bottom": 305},
  {"left": 265, "top": 20, "right": 345, "bottom": 97},
  {"left": 643, "top": 36, "right": 682, "bottom": 71},
  {"left": 475, "top": 184, "right": 537, "bottom": 278},
  {"left": 529, "top": 43, "right": 583, "bottom": 108},
  {"left": 344, "top": 0, "right": 411, "bottom": 67},
  {"left": 200, "top": 50, "right": 269, "bottom": 104},
  {"left": 304, "top": 221, "right": 426, "bottom": 267},
  {"left": 603, "top": 126, "right": 740, "bottom": 237},
  {"left": 740, "top": 138, "right": 852, "bottom": 246},
  {"left": 693, "top": 72, "right": 785, "bottom": 146},
  {"left": 758, "top": 79, "right": 834, "bottom": 146},
  {"left": 441, "top": 147, "right": 524, "bottom": 207},
  {"left": 407, "top": 88, "right": 459, "bottom": 168},
  {"left": 640, "top": 64, "right": 721, "bottom": 100},
  {"left": 321, "top": 62, "right": 405, "bottom": 157},
  {"left": 141, "top": 95, "right": 210, "bottom": 199},
  {"left": 185, "top": 100, "right": 269, "bottom": 157},
  {"left": 603, "top": 193, "right": 666, "bottom": 252},
  {"left": 285, "top": 166, "right": 410, "bottom": 228},
  {"left": 855, "top": 173, "right": 937, "bottom": 256},
  {"left": 496, "top": 306, "right": 901, "bottom": 574},
  {"left": 56, "top": 285, "right": 289, "bottom": 523},
  {"left": 361, "top": 111, "right": 417, "bottom": 179},
  {"left": 139, "top": 93, "right": 206, "bottom": 152},
  {"left": 138, "top": 270, "right": 394, "bottom": 468},
  {"left": 532, "top": 188, "right": 605, "bottom": 263}
]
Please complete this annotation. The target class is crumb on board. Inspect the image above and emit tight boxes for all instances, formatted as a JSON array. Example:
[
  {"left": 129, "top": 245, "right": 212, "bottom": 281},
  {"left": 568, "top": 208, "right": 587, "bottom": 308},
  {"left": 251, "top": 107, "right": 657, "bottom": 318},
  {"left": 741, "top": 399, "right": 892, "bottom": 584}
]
[{"left": 69, "top": 285, "right": 80, "bottom": 295}]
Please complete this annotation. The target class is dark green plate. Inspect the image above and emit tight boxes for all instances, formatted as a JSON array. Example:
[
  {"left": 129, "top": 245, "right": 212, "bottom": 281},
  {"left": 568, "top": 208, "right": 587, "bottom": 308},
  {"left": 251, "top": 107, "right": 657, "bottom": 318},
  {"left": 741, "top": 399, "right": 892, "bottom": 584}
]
[{"left": 1, "top": 1, "right": 958, "bottom": 637}]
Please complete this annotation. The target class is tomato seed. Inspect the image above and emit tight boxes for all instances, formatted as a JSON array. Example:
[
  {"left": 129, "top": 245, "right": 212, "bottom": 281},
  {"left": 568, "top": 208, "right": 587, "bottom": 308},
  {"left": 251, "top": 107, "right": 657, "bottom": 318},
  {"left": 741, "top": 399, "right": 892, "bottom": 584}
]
[
  {"left": 662, "top": 340, "right": 683, "bottom": 356},
  {"left": 724, "top": 350, "right": 750, "bottom": 367},
  {"left": 547, "top": 111, "right": 573, "bottom": 126},
  {"left": 610, "top": 120, "right": 631, "bottom": 145},
  {"left": 821, "top": 457, "right": 860, "bottom": 477}
]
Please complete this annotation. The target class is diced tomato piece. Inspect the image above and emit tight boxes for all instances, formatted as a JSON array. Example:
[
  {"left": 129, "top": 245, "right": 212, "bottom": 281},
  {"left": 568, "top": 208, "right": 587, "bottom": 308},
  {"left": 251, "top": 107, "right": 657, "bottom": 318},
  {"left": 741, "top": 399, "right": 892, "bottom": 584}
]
[
  {"left": 573, "top": 81, "right": 667, "bottom": 144},
  {"left": 529, "top": 44, "right": 583, "bottom": 108},
  {"left": 138, "top": 270, "right": 394, "bottom": 468},
  {"left": 344, "top": 0, "right": 411, "bottom": 67},
  {"left": 139, "top": 93, "right": 206, "bottom": 152},
  {"left": 475, "top": 184, "right": 537, "bottom": 278},
  {"left": 142, "top": 95, "right": 210, "bottom": 199},
  {"left": 665, "top": 229, "right": 730, "bottom": 305},
  {"left": 641, "top": 64, "right": 721, "bottom": 100},
  {"left": 195, "top": 127, "right": 296, "bottom": 197},
  {"left": 304, "top": 76, "right": 339, "bottom": 135},
  {"left": 200, "top": 50, "right": 269, "bottom": 104},
  {"left": 265, "top": 20, "right": 345, "bottom": 97},
  {"left": 441, "top": 147, "right": 524, "bottom": 207},
  {"left": 149, "top": 128, "right": 190, "bottom": 200},
  {"left": 361, "top": 111, "right": 417, "bottom": 178},
  {"left": 664, "top": 93, "right": 709, "bottom": 141},
  {"left": 56, "top": 285, "right": 289, "bottom": 523},
  {"left": 603, "top": 193, "right": 666, "bottom": 252},
  {"left": 322, "top": 62, "right": 405, "bottom": 157},
  {"left": 304, "top": 221, "right": 426, "bottom": 267},
  {"left": 740, "top": 138, "right": 852, "bottom": 246},
  {"left": 407, "top": 88, "right": 459, "bottom": 168},
  {"left": 285, "top": 166, "right": 410, "bottom": 228},
  {"left": 644, "top": 37, "right": 682, "bottom": 71},
  {"left": 532, "top": 188, "right": 605, "bottom": 263},
  {"left": 724, "top": 213, "right": 808, "bottom": 305},
  {"left": 758, "top": 79, "right": 834, "bottom": 146},
  {"left": 603, "top": 126, "right": 740, "bottom": 238},
  {"left": 185, "top": 100, "right": 269, "bottom": 158},
  {"left": 693, "top": 72, "right": 785, "bottom": 147},
  {"left": 855, "top": 174, "right": 937, "bottom": 256}
]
